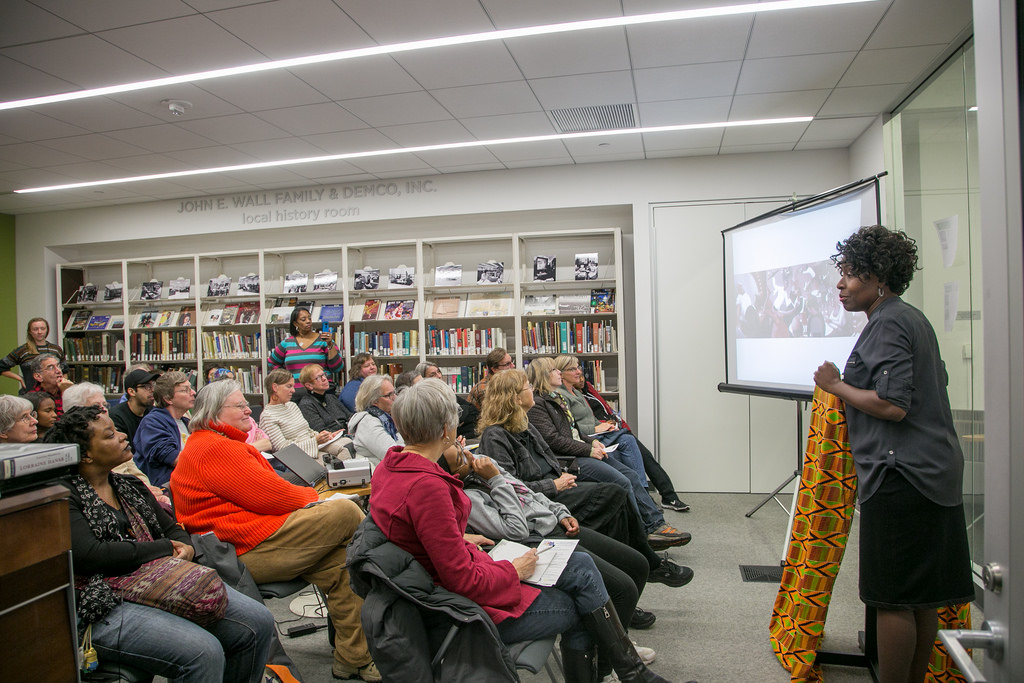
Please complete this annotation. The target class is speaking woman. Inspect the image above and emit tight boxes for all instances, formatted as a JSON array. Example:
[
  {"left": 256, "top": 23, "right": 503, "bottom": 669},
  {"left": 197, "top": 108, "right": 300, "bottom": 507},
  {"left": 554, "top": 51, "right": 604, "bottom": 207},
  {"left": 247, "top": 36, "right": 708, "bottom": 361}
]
[
  {"left": 267, "top": 306, "right": 343, "bottom": 387},
  {"left": 813, "top": 225, "right": 973, "bottom": 683}
]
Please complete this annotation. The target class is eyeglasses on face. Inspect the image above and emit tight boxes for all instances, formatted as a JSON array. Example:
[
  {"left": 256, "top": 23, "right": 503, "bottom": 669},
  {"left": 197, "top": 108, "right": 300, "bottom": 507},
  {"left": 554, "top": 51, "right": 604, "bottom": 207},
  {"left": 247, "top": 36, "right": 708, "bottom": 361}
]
[
  {"left": 312, "top": 374, "right": 327, "bottom": 381},
  {"left": 225, "top": 402, "right": 251, "bottom": 411},
  {"left": 381, "top": 391, "right": 397, "bottom": 400},
  {"left": 174, "top": 385, "right": 195, "bottom": 394},
  {"left": 497, "top": 360, "right": 515, "bottom": 368},
  {"left": 16, "top": 411, "right": 38, "bottom": 424}
]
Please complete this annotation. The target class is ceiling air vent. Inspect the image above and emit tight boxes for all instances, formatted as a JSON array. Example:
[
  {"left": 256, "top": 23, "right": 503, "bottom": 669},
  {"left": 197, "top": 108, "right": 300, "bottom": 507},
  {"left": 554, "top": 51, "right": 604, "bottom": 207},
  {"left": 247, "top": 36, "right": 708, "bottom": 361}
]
[{"left": 549, "top": 104, "right": 636, "bottom": 133}]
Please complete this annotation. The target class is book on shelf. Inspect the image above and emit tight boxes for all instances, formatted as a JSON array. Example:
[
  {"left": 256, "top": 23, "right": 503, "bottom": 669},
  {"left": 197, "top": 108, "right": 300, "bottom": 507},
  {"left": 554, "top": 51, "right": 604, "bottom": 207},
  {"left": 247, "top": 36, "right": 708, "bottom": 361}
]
[
  {"left": 155, "top": 310, "right": 176, "bottom": 327},
  {"left": 312, "top": 270, "right": 338, "bottom": 292},
  {"left": 103, "top": 282, "right": 123, "bottom": 302},
  {"left": 434, "top": 264, "right": 462, "bottom": 286},
  {"left": 168, "top": 278, "right": 191, "bottom": 299},
  {"left": 351, "top": 330, "right": 419, "bottom": 357},
  {"left": 130, "top": 329, "right": 197, "bottom": 361},
  {"left": 238, "top": 274, "right": 260, "bottom": 294},
  {"left": 207, "top": 276, "right": 232, "bottom": 297},
  {"left": 427, "top": 325, "right": 506, "bottom": 355},
  {"left": 574, "top": 253, "right": 599, "bottom": 280},
  {"left": 533, "top": 255, "right": 556, "bottom": 282},
  {"left": 236, "top": 301, "right": 260, "bottom": 324},
  {"left": 265, "top": 306, "right": 292, "bottom": 324},
  {"left": 362, "top": 299, "right": 382, "bottom": 321},
  {"left": 76, "top": 284, "right": 98, "bottom": 303},
  {"left": 220, "top": 304, "right": 240, "bottom": 326},
  {"left": 354, "top": 268, "right": 380, "bottom": 290},
  {"left": 590, "top": 289, "right": 615, "bottom": 313},
  {"left": 177, "top": 306, "right": 195, "bottom": 326},
  {"left": 476, "top": 261, "right": 504, "bottom": 284},
  {"left": 557, "top": 294, "right": 589, "bottom": 315},
  {"left": 466, "top": 292, "right": 513, "bottom": 317},
  {"left": 431, "top": 296, "right": 461, "bottom": 318},
  {"left": 140, "top": 280, "right": 163, "bottom": 301},
  {"left": 389, "top": 266, "right": 415, "bottom": 289},
  {"left": 204, "top": 308, "right": 224, "bottom": 326},
  {"left": 284, "top": 272, "right": 308, "bottom": 294},
  {"left": 65, "top": 309, "right": 92, "bottom": 331},
  {"left": 109, "top": 315, "right": 125, "bottom": 330},
  {"left": 273, "top": 296, "right": 298, "bottom": 307},
  {"left": 319, "top": 304, "right": 345, "bottom": 323},
  {"left": 201, "top": 330, "right": 262, "bottom": 359},
  {"left": 521, "top": 319, "right": 617, "bottom": 355},
  {"left": 136, "top": 309, "right": 158, "bottom": 328},
  {"left": 86, "top": 315, "right": 111, "bottom": 331},
  {"left": 524, "top": 295, "right": 557, "bottom": 316},
  {"left": 383, "top": 300, "right": 415, "bottom": 320}
]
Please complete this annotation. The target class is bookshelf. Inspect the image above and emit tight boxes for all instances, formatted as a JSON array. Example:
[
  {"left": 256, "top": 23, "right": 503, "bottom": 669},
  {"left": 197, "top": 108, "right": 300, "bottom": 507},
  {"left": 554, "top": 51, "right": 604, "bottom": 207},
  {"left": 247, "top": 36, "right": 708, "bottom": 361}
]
[{"left": 56, "top": 228, "right": 625, "bottom": 411}]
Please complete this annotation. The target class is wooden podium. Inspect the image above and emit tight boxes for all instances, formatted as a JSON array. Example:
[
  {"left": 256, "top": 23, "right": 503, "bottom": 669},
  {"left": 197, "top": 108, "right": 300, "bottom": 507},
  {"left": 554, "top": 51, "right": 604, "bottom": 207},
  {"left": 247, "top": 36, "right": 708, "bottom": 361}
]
[{"left": 0, "top": 485, "right": 79, "bottom": 682}]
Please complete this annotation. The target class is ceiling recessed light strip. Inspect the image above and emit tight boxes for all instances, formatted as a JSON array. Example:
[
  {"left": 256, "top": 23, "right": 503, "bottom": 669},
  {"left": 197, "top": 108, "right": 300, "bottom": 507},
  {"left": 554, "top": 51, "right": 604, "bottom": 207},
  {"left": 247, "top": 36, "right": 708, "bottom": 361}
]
[
  {"left": 0, "top": 0, "right": 876, "bottom": 112},
  {"left": 14, "top": 117, "right": 812, "bottom": 193}
]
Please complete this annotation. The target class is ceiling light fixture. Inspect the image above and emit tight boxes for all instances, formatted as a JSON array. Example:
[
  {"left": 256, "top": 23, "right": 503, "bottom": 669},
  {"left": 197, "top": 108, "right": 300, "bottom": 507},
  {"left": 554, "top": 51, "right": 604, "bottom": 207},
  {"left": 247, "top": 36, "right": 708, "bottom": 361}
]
[
  {"left": 0, "top": 0, "right": 877, "bottom": 112},
  {"left": 14, "top": 116, "right": 812, "bottom": 193}
]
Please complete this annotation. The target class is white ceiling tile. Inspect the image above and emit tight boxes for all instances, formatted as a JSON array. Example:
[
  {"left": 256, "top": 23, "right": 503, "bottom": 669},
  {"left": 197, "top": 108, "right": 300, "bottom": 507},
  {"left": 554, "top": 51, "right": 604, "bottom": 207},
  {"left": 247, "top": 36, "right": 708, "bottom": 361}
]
[
  {"left": 646, "top": 147, "right": 721, "bottom": 159},
  {"left": 222, "top": 167, "right": 312, "bottom": 185},
  {"left": 745, "top": 2, "right": 890, "bottom": 59},
  {"left": 729, "top": 90, "right": 831, "bottom": 119},
  {"left": 503, "top": 157, "right": 574, "bottom": 169},
  {"left": 571, "top": 151, "right": 645, "bottom": 164},
  {"left": 507, "top": 28, "right": 631, "bottom": 79},
  {"left": 414, "top": 147, "right": 501, "bottom": 167},
  {"left": 340, "top": 92, "right": 452, "bottom": 127},
  {"left": 0, "top": 167, "right": 79, "bottom": 189},
  {"left": 431, "top": 81, "right": 541, "bottom": 119},
  {"left": 561, "top": 133, "right": 644, "bottom": 157},
  {"left": 794, "top": 139, "right": 852, "bottom": 151},
  {"left": 377, "top": 120, "right": 475, "bottom": 147},
  {"left": 208, "top": 0, "right": 372, "bottom": 59},
  {"left": 27, "top": 0, "right": 197, "bottom": 32},
  {"left": 626, "top": 17, "right": 753, "bottom": 69},
  {"left": 255, "top": 103, "right": 370, "bottom": 136},
  {"left": 290, "top": 57, "right": 422, "bottom": 101},
  {"left": 634, "top": 62, "right": 742, "bottom": 103},
  {"left": 460, "top": 112, "right": 558, "bottom": 140},
  {"left": 374, "top": 167, "right": 438, "bottom": 179},
  {"left": 346, "top": 153, "right": 434, "bottom": 174},
  {"left": 528, "top": 71, "right": 635, "bottom": 110},
  {"left": 736, "top": 53, "right": 856, "bottom": 95},
  {"left": 721, "top": 121, "right": 810, "bottom": 146},
  {"left": 0, "top": 1, "right": 81, "bottom": 48},
  {"left": 176, "top": 113, "right": 290, "bottom": 144},
  {"left": 0, "top": 55, "right": 78, "bottom": 101},
  {"left": 480, "top": 0, "right": 623, "bottom": 29},
  {"left": 105, "top": 124, "right": 220, "bottom": 153},
  {"left": 335, "top": 0, "right": 493, "bottom": 43},
  {"left": 303, "top": 171, "right": 377, "bottom": 183},
  {"left": 163, "top": 145, "right": 258, "bottom": 168},
  {"left": 866, "top": 0, "right": 973, "bottom": 50},
  {"left": 195, "top": 71, "right": 330, "bottom": 112},
  {"left": 103, "top": 153, "right": 201, "bottom": 174},
  {"left": 799, "top": 117, "right": 876, "bottom": 143},
  {"left": 0, "top": 142, "right": 86, "bottom": 167},
  {"left": 1, "top": 34, "right": 167, "bottom": 89},
  {"left": 39, "top": 159, "right": 137, "bottom": 182},
  {"left": 302, "top": 129, "right": 399, "bottom": 154},
  {"left": 40, "top": 134, "right": 151, "bottom": 160},
  {"left": 642, "top": 128, "right": 724, "bottom": 151},
  {"left": 719, "top": 142, "right": 796, "bottom": 155},
  {"left": 488, "top": 140, "right": 571, "bottom": 162},
  {"left": 109, "top": 84, "right": 244, "bottom": 121},
  {"left": 839, "top": 45, "right": 950, "bottom": 88},
  {"left": 41, "top": 98, "right": 165, "bottom": 132},
  {"left": 429, "top": 162, "right": 507, "bottom": 174},
  {"left": 637, "top": 98, "right": 732, "bottom": 126},
  {"left": 0, "top": 109, "right": 91, "bottom": 141},
  {"left": 818, "top": 84, "right": 909, "bottom": 117},
  {"left": 393, "top": 43, "right": 523, "bottom": 90},
  {"left": 229, "top": 137, "right": 332, "bottom": 162}
]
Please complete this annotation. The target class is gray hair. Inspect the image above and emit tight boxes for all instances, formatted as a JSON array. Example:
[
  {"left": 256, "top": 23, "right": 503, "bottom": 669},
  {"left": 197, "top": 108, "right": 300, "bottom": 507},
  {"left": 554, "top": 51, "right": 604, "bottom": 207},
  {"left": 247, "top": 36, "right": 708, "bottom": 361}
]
[
  {"left": 414, "top": 362, "right": 439, "bottom": 378},
  {"left": 392, "top": 378, "right": 458, "bottom": 445},
  {"left": 0, "top": 395, "right": 33, "bottom": 434},
  {"left": 190, "top": 379, "right": 243, "bottom": 433},
  {"left": 30, "top": 352, "right": 60, "bottom": 376},
  {"left": 355, "top": 374, "right": 390, "bottom": 412},
  {"left": 62, "top": 382, "right": 106, "bottom": 410}
]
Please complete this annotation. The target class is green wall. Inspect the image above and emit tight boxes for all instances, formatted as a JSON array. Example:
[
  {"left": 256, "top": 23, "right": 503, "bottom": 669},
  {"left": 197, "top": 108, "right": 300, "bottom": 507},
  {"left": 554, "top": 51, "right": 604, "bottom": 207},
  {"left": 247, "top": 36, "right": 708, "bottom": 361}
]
[{"left": 0, "top": 214, "right": 18, "bottom": 395}]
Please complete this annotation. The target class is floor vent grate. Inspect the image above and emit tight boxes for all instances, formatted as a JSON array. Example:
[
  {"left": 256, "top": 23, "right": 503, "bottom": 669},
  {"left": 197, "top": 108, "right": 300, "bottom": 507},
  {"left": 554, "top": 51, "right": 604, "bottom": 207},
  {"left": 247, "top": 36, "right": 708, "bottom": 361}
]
[{"left": 739, "top": 565, "right": 785, "bottom": 583}]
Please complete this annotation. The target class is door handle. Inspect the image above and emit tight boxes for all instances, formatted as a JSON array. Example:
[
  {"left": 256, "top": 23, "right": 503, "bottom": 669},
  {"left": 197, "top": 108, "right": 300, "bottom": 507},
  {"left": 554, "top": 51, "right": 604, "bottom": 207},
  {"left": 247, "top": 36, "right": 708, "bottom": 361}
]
[{"left": 937, "top": 621, "right": 1004, "bottom": 683}]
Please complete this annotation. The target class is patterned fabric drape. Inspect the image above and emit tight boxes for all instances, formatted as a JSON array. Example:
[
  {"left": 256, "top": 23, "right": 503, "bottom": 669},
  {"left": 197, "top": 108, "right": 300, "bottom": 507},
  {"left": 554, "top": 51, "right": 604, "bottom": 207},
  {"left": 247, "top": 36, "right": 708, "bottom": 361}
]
[{"left": 769, "top": 387, "right": 971, "bottom": 682}]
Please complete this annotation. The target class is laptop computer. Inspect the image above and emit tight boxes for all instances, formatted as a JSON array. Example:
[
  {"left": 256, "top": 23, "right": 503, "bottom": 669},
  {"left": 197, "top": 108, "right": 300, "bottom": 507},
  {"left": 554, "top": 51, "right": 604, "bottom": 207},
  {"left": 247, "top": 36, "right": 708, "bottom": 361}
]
[{"left": 272, "top": 444, "right": 328, "bottom": 488}]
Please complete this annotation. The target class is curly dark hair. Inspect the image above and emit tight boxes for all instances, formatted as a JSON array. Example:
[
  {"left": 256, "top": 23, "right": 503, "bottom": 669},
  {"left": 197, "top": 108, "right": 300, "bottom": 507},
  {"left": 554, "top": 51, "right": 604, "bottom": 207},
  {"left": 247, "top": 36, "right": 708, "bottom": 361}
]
[
  {"left": 43, "top": 405, "right": 103, "bottom": 457},
  {"left": 831, "top": 224, "right": 919, "bottom": 295}
]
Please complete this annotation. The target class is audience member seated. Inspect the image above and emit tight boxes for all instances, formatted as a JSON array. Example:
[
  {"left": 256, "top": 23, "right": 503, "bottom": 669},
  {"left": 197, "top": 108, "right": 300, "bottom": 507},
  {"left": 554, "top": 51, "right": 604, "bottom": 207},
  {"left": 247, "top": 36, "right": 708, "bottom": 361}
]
[
  {"left": 134, "top": 371, "right": 194, "bottom": 488},
  {"left": 347, "top": 374, "right": 403, "bottom": 466},
  {"left": 47, "top": 406, "right": 275, "bottom": 683},
  {"left": 338, "top": 352, "right": 376, "bottom": 413},
  {"left": 526, "top": 358, "right": 688, "bottom": 550},
  {"left": 27, "top": 353, "right": 73, "bottom": 416},
  {"left": 0, "top": 395, "right": 39, "bottom": 443},
  {"left": 466, "top": 347, "right": 514, "bottom": 410},
  {"left": 441, "top": 446, "right": 663, "bottom": 654},
  {"left": 477, "top": 370, "right": 693, "bottom": 590},
  {"left": 1, "top": 317, "right": 68, "bottom": 394},
  {"left": 369, "top": 379, "right": 673, "bottom": 683},
  {"left": 109, "top": 369, "right": 160, "bottom": 450},
  {"left": 417, "top": 361, "right": 479, "bottom": 438},
  {"left": 393, "top": 370, "right": 420, "bottom": 394},
  {"left": 297, "top": 364, "right": 352, "bottom": 433},
  {"left": 557, "top": 355, "right": 690, "bottom": 512},
  {"left": 116, "top": 363, "right": 155, "bottom": 403},
  {"left": 171, "top": 381, "right": 379, "bottom": 682},
  {"left": 24, "top": 391, "right": 57, "bottom": 441},
  {"left": 267, "top": 306, "right": 343, "bottom": 387},
  {"left": 260, "top": 368, "right": 345, "bottom": 460}
]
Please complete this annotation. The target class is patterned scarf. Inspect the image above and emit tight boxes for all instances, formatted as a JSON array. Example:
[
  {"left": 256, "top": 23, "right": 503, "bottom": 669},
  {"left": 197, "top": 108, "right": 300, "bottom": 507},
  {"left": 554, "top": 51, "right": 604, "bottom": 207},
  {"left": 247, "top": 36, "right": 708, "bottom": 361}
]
[
  {"left": 367, "top": 405, "right": 399, "bottom": 440},
  {"left": 548, "top": 391, "right": 583, "bottom": 441}
]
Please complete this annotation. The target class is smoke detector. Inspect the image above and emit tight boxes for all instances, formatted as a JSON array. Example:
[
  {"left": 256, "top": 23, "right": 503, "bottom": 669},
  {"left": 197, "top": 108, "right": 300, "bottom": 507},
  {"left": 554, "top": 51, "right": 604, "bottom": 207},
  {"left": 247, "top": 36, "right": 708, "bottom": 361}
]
[{"left": 161, "top": 99, "right": 193, "bottom": 117}]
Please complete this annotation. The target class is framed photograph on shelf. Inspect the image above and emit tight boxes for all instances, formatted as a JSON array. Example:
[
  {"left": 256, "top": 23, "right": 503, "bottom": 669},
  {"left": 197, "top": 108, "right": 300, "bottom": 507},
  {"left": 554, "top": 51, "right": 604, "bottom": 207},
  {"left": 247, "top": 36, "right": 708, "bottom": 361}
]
[
  {"left": 533, "top": 255, "right": 556, "bottom": 282},
  {"left": 574, "top": 253, "right": 598, "bottom": 281},
  {"left": 238, "top": 274, "right": 260, "bottom": 294},
  {"left": 207, "top": 276, "right": 231, "bottom": 297},
  {"left": 313, "top": 270, "right": 338, "bottom": 292},
  {"left": 434, "top": 263, "right": 462, "bottom": 286},
  {"left": 389, "top": 266, "right": 415, "bottom": 289},
  {"left": 77, "top": 284, "right": 98, "bottom": 303},
  {"left": 103, "top": 282, "right": 123, "bottom": 303},
  {"left": 140, "top": 281, "right": 163, "bottom": 301},
  {"left": 284, "top": 272, "right": 309, "bottom": 294},
  {"left": 476, "top": 261, "right": 504, "bottom": 284},
  {"left": 168, "top": 278, "right": 191, "bottom": 299},
  {"left": 354, "top": 268, "right": 380, "bottom": 290}
]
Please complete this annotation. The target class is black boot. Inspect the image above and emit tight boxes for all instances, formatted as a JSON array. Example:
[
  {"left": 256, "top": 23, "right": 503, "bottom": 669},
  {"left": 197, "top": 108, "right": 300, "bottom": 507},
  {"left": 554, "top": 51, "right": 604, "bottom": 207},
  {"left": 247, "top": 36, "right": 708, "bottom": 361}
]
[
  {"left": 582, "top": 600, "right": 672, "bottom": 683},
  {"left": 560, "top": 641, "right": 598, "bottom": 683}
]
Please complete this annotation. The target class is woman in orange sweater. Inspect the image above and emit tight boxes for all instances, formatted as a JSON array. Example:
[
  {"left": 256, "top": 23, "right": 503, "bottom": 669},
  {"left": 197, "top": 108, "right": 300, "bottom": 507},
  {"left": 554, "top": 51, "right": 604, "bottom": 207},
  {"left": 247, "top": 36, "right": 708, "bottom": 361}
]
[{"left": 171, "top": 380, "right": 379, "bottom": 682}]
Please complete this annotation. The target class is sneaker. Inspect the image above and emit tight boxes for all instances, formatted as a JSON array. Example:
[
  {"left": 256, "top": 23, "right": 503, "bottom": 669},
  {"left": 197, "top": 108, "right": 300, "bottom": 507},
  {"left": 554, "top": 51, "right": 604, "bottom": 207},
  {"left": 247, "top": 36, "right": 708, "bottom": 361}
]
[
  {"left": 648, "top": 559, "right": 694, "bottom": 588},
  {"left": 662, "top": 497, "right": 691, "bottom": 512},
  {"left": 647, "top": 525, "right": 692, "bottom": 548},
  {"left": 333, "top": 661, "right": 381, "bottom": 682},
  {"left": 630, "top": 606, "right": 657, "bottom": 630},
  {"left": 632, "top": 641, "right": 656, "bottom": 665}
]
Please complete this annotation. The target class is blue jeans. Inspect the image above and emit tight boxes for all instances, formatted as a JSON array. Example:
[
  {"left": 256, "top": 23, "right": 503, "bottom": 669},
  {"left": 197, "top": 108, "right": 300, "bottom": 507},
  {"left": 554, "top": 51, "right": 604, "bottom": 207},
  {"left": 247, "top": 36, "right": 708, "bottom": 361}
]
[
  {"left": 90, "top": 583, "right": 275, "bottom": 683},
  {"left": 497, "top": 552, "right": 608, "bottom": 650},
  {"left": 598, "top": 431, "right": 649, "bottom": 487},
  {"left": 576, "top": 456, "right": 666, "bottom": 533}
]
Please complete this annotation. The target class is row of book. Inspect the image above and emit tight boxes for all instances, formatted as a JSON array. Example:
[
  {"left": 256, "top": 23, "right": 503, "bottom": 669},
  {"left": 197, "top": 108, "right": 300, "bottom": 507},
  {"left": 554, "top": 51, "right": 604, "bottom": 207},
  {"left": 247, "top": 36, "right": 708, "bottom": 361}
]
[
  {"left": 214, "top": 365, "right": 264, "bottom": 395},
  {"left": 64, "top": 336, "right": 126, "bottom": 362},
  {"left": 66, "top": 365, "right": 126, "bottom": 394},
  {"left": 426, "top": 325, "right": 507, "bottom": 356},
  {"left": 581, "top": 359, "right": 610, "bottom": 393},
  {"left": 351, "top": 330, "right": 419, "bottom": 357},
  {"left": 436, "top": 365, "right": 484, "bottom": 394},
  {"left": 200, "top": 332, "right": 262, "bottom": 360},
  {"left": 129, "top": 330, "right": 197, "bottom": 362},
  {"left": 521, "top": 320, "right": 618, "bottom": 355},
  {"left": 65, "top": 310, "right": 127, "bottom": 332}
]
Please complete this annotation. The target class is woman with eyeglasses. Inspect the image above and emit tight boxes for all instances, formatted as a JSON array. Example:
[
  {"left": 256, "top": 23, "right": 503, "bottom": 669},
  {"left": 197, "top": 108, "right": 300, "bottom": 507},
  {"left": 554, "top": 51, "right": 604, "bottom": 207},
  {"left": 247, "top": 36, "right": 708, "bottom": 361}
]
[
  {"left": 259, "top": 369, "right": 345, "bottom": 461},
  {"left": 297, "top": 363, "right": 352, "bottom": 433},
  {"left": 466, "top": 347, "right": 515, "bottom": 410},
  {"left": 346, "top": 374, "right": 403, "bottom": 467},
  {"left": 0, "top": 395, "right": 39, "bottom": 443}
]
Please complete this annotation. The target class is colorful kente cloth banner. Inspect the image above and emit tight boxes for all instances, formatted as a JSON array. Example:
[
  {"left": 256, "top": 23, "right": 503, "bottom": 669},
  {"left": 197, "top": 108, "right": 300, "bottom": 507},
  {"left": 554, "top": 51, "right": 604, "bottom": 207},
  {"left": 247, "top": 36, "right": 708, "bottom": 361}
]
[{"left": 769, "top": 387, "right": 971, "bottom": 682}]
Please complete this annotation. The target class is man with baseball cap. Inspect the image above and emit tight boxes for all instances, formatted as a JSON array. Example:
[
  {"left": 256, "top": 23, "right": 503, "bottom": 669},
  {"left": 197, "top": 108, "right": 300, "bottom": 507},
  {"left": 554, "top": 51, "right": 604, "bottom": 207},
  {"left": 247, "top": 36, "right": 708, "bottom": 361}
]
[{"left": 109, "top": 368, "right": 160, "bottom": 449}]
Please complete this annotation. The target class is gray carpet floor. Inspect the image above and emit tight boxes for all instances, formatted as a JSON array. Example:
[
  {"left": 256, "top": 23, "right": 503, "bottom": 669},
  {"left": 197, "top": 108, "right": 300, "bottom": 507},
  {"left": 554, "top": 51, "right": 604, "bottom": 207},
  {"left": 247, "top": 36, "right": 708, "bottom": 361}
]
[{"left": 258, "top": 492, "right": 884, "bottom": 683}]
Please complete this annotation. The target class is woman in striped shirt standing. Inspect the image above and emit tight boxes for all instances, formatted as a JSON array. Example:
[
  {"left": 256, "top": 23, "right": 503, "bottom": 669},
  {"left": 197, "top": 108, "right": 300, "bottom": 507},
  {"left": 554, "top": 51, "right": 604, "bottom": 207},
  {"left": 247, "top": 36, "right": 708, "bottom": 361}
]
[
  {"left": 267, "top": 307, "right": 343, "bottom": 393},
  {"left": 1, "top": 317, "right": 67, "bottom": 394}
]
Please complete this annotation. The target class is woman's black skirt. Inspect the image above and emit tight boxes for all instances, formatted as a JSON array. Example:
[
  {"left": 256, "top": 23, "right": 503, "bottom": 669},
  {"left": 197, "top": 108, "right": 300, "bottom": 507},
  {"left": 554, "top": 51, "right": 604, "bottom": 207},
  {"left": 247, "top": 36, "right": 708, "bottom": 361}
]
[{"left": 859, "top": 468, "right": 975, "bottom": 610}]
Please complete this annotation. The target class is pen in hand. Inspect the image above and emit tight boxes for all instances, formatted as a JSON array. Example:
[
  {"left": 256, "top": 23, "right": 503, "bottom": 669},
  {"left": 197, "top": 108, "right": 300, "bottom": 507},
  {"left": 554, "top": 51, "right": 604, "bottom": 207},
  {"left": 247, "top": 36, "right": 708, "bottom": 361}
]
[{"left": 536, "top": 541, "right": 555, "bottom": 555}]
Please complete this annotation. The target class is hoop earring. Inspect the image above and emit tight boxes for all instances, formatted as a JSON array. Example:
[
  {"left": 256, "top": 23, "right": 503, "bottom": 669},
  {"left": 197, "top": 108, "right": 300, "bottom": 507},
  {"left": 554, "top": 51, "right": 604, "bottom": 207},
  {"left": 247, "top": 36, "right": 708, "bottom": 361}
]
[{"left": 878, "top": 287, "right": 884, "bottom": 297}]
